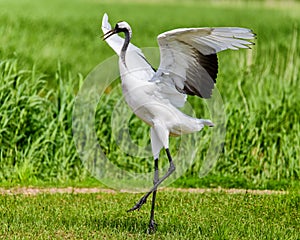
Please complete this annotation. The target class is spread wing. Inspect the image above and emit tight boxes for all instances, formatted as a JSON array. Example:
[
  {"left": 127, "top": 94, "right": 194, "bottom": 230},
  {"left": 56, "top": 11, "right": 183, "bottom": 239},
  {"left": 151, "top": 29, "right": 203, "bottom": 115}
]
[{"left": 152, "top": 27, "right": 255, "bottom": 103}]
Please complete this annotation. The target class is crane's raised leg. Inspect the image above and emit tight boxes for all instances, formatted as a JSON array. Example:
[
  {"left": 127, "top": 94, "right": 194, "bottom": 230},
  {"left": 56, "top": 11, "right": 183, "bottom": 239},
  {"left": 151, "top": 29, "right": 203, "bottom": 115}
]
[
  {"left": 127, "top": 148, "right": 175, "bottom": 212},
  {"left": 127, "top": 123, "right": 175, "bottom": 233}
]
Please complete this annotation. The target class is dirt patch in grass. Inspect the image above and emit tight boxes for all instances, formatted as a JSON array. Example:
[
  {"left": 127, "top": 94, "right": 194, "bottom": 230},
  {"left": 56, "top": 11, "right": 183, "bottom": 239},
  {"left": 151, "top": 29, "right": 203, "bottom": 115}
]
[
  {"left": 165, "top": 187, "right": 288, "bottom": 195},
  {"left": 0, "top": 187, "right": 288, "bottom": 195}
]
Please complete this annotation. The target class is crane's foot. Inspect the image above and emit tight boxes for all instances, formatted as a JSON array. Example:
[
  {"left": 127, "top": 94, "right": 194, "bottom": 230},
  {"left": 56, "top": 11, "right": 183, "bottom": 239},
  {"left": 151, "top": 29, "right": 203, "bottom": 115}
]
[
  {"left": 147, "top": 219, "right": 157, "bottom": 234},
  {"left": 127, "top": 195, "right": 148, "bottom": 212}
]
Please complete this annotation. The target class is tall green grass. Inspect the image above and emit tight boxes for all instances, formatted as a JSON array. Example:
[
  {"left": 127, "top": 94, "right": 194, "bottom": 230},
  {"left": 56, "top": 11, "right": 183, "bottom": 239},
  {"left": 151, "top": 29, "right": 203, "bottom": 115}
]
[
  {"left": 0, "top": 0, "right": 299, "bottom": 189},
  {"left": 0, "top": 59, "right": 85, "bottom": 183}
]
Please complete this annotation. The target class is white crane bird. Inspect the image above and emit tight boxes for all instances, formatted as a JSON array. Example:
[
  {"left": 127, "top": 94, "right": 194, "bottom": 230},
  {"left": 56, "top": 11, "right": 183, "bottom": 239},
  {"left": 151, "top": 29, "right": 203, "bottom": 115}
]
[{"left": 102, "top": 13, "right": 255, "bottom": 233}]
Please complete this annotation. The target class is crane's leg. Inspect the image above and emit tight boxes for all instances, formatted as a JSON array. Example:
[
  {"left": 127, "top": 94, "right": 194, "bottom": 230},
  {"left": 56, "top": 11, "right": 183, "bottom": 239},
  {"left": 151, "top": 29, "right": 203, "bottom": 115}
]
[
  {"left": 127, "top": 123, "right": 174, "bottom": 234},
  {"left": 148, "top": 158, "right": 159, "bottom": 234},
  {"left": 127, "top": 148, "right": 175, "bottom": 212}
]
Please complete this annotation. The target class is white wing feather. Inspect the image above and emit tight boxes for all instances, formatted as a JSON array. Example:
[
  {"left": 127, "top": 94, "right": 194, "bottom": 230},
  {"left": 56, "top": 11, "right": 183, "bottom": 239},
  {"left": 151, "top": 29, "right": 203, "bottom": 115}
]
[{"left": 154, "top": 27, "right": 255, "bottom": 99}]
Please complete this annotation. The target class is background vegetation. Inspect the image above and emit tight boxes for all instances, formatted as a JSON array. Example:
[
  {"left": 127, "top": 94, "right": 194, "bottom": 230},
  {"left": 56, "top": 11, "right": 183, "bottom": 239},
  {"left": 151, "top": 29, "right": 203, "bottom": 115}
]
[{"left": 0, "top": 0, "right": 299, "bottom": 190}]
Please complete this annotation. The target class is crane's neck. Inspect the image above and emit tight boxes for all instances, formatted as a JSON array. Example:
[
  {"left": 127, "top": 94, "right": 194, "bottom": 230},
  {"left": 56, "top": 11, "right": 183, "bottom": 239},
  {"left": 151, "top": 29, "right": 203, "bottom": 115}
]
[{"left": 120, "top": 30, "right": 130, "bottom": 67}]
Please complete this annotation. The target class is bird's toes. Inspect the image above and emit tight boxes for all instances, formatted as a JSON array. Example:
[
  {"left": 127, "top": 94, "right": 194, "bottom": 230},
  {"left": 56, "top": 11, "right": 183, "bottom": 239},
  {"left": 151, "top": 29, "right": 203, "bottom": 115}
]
[
  {"left": 127, "top": 205, "right": 139, "bottom": 212},
  {"left": 147, "top": 220, "right": 157, "bottom": 234},
  {"left": 127, "top": 197, "right": 147, "bottom": 212}
]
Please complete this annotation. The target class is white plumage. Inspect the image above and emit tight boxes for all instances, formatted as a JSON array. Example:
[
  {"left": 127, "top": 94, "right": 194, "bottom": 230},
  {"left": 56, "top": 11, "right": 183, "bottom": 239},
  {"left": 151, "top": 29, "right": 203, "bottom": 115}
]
[{"left": 102, "top": 13, "right": 255, "bottom": 233}]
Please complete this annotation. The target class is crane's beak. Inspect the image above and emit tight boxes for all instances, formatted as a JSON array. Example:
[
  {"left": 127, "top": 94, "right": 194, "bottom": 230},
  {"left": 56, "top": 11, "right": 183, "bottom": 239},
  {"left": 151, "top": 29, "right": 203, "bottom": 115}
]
[{"left": 102, "top": 29, "right": 117, "bottom": 40}]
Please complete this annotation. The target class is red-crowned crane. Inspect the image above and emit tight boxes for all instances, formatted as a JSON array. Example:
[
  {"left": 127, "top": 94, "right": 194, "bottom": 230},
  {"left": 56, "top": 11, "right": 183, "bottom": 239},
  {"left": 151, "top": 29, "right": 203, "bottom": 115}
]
[{"left": 102, "top": 13, "right": 255, "bottom": 233}]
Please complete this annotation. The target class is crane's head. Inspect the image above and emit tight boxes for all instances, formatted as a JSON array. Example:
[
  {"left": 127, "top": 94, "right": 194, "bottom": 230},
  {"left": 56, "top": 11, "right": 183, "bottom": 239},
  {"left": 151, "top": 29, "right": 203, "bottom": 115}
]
[{"left": 103, "top": 21, "right": 132, "bottom": 40}]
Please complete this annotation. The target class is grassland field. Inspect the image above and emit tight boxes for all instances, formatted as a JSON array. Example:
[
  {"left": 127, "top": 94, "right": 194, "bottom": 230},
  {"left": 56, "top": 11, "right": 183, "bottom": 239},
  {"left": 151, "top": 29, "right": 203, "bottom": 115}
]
[
  {"left": 1, "top": 0, "right": 300, "bottom": 238},
  {"left": 0, "top": 190, "right": 299, "bottom": 239},
  {"left": 1, "top": 0, "right": 300, "bottom": 189}
]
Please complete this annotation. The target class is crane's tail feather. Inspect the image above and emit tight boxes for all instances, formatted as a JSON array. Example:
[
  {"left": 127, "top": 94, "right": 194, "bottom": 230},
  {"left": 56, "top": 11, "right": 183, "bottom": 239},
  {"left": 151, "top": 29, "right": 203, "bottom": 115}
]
[{"left": 198, "top": 119, "right": 214, "bottom": 127}]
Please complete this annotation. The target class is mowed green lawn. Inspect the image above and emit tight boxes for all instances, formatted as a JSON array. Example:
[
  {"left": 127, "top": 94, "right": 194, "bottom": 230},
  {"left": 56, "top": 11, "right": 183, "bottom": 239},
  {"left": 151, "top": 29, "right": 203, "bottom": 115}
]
[
  {"left": 0, "top": 191, "right": 299, "bottom": 239},
  {"left": 1, "top": 0, "right": 299, "bottom": 189}
]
